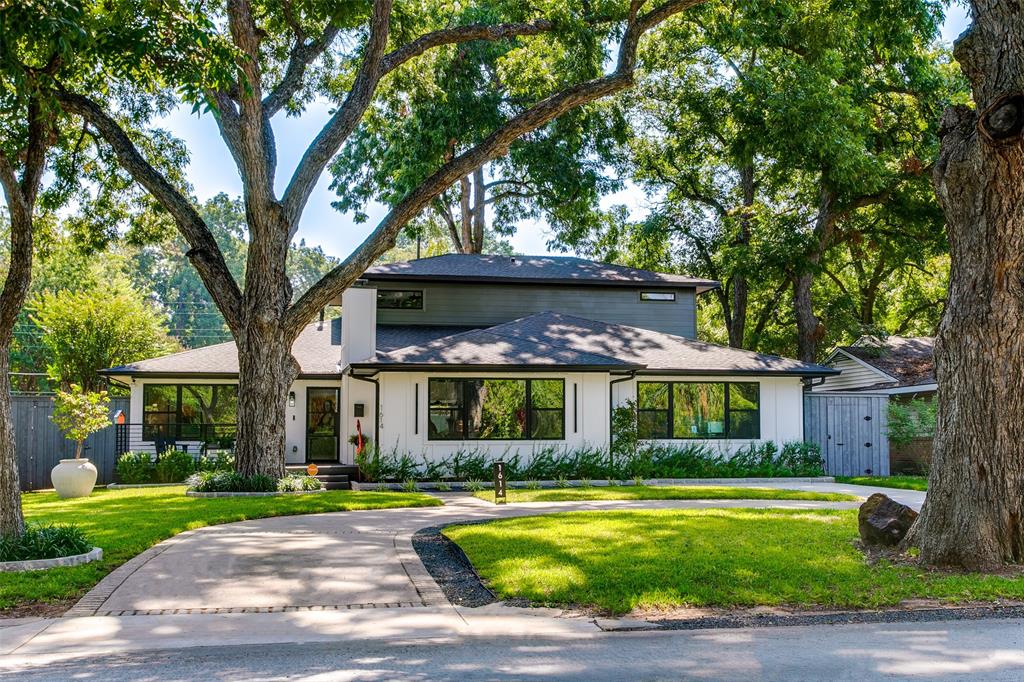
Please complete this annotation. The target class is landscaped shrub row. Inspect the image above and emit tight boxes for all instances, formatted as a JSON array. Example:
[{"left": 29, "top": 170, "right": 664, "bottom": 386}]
[
  {"left": 0, "top": 524, "right": 92, "bottom": 562},
  {"left": 184, "top": 470, "right": 323, "bottom": 493},
  {"left": 357, "top": 441, "right": 824, "bottom": 483},
  {"left": 115, "top": 450, "right": 234, "bottom": 484}
]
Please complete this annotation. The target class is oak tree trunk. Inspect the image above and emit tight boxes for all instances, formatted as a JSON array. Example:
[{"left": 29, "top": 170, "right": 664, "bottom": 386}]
[
  {"left": 0, "top": 352, "right": 23, "bottom": 537},
  {"left": 792, "top": 187, "right": 836, "bottom": 362},
  {"left": 727, "top": 163, "right": 755, "bottom": 348},
  {"left": 909, "top": 0, "right": 1024, "bottom": 568},
  {"left": 0, "top": 156, "right": 37, "bottom": 537},
  {"left": 233, "top": 209, "right": 299, "bottom": 479}
]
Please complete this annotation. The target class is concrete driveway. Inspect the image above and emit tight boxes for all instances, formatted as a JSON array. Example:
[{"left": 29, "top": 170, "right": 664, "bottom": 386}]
[{"left": 69, "top": 482, "right": 906, "bottom": 617}]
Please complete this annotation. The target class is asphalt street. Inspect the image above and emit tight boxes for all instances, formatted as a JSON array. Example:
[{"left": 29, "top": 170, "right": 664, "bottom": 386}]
[{"left": 3, "top": 616, "right": 1022, "bottom": 681}]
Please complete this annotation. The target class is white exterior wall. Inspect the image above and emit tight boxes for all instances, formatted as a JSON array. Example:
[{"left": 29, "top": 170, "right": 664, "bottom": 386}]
[
  {"left": 611, "top": 375, "right": 805, "bottom": 455},
  {"left": 375, "top": 371, "right": 610, "bottom": 462},
  {"left": 124, "top": 372, "right": 807, "bottom": 463}
]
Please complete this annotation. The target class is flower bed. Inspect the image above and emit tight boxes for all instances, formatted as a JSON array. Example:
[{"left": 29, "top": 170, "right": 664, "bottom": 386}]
[
  {"left": 0, "top": 524, "right": 102, "bottom": 572},
  {"left": 352, "top": 476, "right": 834, "bottom": 492},
  {"left": 356, "top": 441, "right": 827, "bottom": 485},
  {"left": 185, "top": 471, "right": 323, "bottom": 494}
]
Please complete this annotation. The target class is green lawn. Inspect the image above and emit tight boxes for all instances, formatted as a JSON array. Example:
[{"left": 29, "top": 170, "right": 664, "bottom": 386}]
[
  {"left": 836, "top": 476, "right": 928, "bottom": 491},
  {"left": 473, "top": 485, "right": 859, "bottom": 503},
  {"left": 445, "top": 509, "right": 1023, "bottom": 614},
  {"left": 1, "top": 486, "right": 440, "bottom": 613}
]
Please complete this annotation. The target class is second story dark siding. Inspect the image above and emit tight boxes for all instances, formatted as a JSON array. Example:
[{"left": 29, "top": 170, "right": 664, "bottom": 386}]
[{"left": 374, "top": 282, "right": 698, "bottom": 338}]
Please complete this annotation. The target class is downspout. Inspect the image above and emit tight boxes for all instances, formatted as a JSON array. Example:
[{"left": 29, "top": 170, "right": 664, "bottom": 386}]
[
  {"left": 803, "top": 376, "right": 828, "bottom": 391},
  {"left": 348, "top": 371, "right": 380, "bottom": 480},
  {"left": 608, "top": 371, "right": 637, "bottom": 466}
]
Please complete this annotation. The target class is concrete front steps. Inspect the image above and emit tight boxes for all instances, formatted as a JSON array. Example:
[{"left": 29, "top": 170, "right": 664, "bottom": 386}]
[{"left": 286, "top": 464, "right": 358, "bottom": 490}]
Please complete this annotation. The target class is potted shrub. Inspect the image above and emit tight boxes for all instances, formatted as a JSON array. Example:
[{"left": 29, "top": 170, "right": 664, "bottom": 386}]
[{"left": 49, "top": 385, "right": 110, "bottom": 498}]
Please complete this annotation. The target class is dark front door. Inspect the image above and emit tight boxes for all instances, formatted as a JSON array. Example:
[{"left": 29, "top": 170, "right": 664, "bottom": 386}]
[{"left": 306, "top": 388, "right": 340, "bottom": 462}]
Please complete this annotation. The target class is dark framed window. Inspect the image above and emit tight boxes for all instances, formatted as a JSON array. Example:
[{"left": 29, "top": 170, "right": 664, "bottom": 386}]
[
  {"left": 142, "top": 384, "right": 238, "bottom": 441},
  {"left": 427, "top": 378, "right": 564, "bottom": 440},
  {"left": 636, "top": 381, "right": 760, "bottom": 439},
  {"left": 640, "top": 291, "right": 676, "bottom": 302},
  {"left": 377, "top": 290, "right": 423, "bottom": 309}
]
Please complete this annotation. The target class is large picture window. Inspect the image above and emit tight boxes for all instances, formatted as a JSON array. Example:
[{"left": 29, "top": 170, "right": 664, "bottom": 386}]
[
  {"left": 143, "top": 384, "right": 238, "bottom": 441},
  {"left": 636, "top": 381, "right": 760, "bottom": 440},
  {"left": 428, "top": 378, "right": 565, "bottom": 440}
]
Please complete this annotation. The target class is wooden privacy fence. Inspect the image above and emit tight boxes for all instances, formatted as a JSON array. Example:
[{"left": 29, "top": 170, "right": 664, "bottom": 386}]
[
  {"left": 804, "top": 392, "right": 890, "bottom": 477},
  {"left": 13, "top": 395, "right": 129, "bottom": 491}
]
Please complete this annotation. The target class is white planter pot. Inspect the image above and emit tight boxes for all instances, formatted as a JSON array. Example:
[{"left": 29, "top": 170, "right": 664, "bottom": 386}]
[{"left": 51, "top": 458, "right": 98, "bottom": 499}]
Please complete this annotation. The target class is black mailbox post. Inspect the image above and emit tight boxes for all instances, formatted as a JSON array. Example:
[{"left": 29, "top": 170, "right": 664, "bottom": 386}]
[{"left": 493, "top": 461, "right": 507, "bottom": 504}]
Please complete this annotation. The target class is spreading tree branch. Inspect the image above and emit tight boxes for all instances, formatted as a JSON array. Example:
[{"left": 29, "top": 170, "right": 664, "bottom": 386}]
[
  {"left": 56, "top": 91, "right": 245, "bottom": 332},
  {"left": 378, "top": 20, "right": 554, "bottom": 74},
  {"left": 282, "top": 0, "right": 393, "bottom": 228},
  {"left": 285, "top": 0, "right": 701, "bottom": 336},
  {"left": 263, "top": 24, "right": 342, "bottom": 117},
  {"left": 226, "top": 0, "right": 277, "bottom": 207}
]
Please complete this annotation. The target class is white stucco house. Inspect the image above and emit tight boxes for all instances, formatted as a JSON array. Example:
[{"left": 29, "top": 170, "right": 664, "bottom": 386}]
[{"left": 102, "top": 255, "right": 836, "bottom": 478}]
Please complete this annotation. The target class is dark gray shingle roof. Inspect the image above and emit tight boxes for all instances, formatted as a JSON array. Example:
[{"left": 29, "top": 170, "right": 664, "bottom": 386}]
[
  {"left": 355, "top": 312, "right": 837, "bottom": 376},
  {"left": 838, "top": 336, "right": 936, "bottom": 389},
  {"left": 364, "top": 254, "right": 718, "bottom": 292},
  {"left": 104, "top": 313, "right": 834, "bottom": 378},
  {"left": 102, "top": 319, "right": 475, "bottom": 377}
]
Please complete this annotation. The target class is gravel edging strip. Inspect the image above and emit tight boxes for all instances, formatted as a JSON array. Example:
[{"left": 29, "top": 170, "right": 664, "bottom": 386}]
[
  {"left": 185, "top": 489, "right": 326, "bottom": 498},
  {"left": 411, "top": 522, "right": 497, "bottom": 608},
  {"left": 0, "top": 547, "right": 103, "bottom": 573},
  {"left": 635, "top": 604, "right": 1024, "bottom": 631}
]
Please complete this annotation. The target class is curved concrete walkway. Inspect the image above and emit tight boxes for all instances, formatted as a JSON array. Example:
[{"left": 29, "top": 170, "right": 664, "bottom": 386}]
[{"left": 67, "top": 482, "right": 921, "bottom": 617}]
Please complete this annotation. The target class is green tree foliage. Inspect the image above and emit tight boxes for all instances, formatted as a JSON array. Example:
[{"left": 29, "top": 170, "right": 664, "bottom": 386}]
[
  {"left": 127, "top": 193, "right": 340, "bottom": 347},
  {"left": 330, "top": 1, "right": 624, "bottom": 254},
  {"left": 32, "top": 276, "right": 178, "bottom": 392},
  {"left": 0, "top": 0, "right": 207, "bottom": 535},
  {"left": 558, "top": 0, "right": 965, "bottom": 359},
  {"left": 888, "top": 397, "right": 937, "bottom": 448},
  {"left": 50, "top": 384, "right": 110, "bottom": 459}
]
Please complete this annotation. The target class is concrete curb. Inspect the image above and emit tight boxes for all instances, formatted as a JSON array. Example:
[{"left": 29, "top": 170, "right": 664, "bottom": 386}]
[
  {"left": 0, "top": 547, "right": 103, "bottom": 573},
  {"left": 393, "top": 531, "right": 448, "bottom": 607}
]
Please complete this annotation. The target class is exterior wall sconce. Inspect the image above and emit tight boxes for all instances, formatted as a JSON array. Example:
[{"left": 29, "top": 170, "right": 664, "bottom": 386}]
[{"left": 288, "top": 391, "right": 296, "bottom": 407}]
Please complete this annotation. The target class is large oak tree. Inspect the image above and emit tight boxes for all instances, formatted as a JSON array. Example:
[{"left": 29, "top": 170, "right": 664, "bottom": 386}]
[
  {"left": 908, "top": 0, "right": 1024, "bottom": 569},
  {"left": 56, "top": 0, "right": 702, "bottom": 479}
]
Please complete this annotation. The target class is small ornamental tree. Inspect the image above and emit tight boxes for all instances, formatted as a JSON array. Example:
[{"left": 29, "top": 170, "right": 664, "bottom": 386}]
[
  {"left": 32, "top": 277, "right": 179, "bottom": 392},
  {"left": 51, "top": 385, "right": 111, "bottom": 460}
]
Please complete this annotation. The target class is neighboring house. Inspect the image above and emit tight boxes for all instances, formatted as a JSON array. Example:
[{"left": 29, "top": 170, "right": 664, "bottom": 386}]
[
  {"left": 812, "top": 335, "right": 936, "bottom": 475},
  {"left": 813, "top": 336, "right": 936, "bottom": 397},
  {"left": 102, "top": 254, "right": 836, "bottom": 470}
]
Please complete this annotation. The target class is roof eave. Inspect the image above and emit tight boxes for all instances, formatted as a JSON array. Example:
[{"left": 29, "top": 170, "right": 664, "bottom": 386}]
[
  {"left": 348, "top": 362, "right": 644, "bottom": 373},
  {"left": 634, "top": 367, "right": 840, "bottom": 377},
  {"left": 362, "top": 272, "right": 719, "bottom": 293},
  {"left": 100, "top": 370, "right": 343, "bottom": 379}
]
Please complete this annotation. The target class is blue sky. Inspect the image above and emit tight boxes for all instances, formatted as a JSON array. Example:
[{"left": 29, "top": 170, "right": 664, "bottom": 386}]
[{"left": 159, "top": 4, "right": 971, "bottom": 260}]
